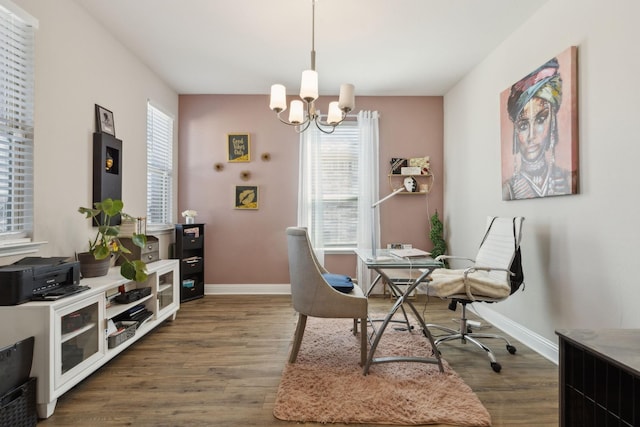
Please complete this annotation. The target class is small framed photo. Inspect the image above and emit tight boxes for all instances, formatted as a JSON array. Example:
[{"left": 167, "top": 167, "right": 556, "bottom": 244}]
[
  {"left": 234, "top": 185, "right": 258, "bottom": 210},
  {"left": 95, "top": 104, "right": 115, "bottom": 136},
  {"left": 227, "top": 133, "right": 250, "bottom": 162}
]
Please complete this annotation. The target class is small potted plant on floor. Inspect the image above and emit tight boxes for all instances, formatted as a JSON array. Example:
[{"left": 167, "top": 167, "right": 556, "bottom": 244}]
[
  {"left": 78, "top": 198, "right": 148, "bottom": 282},
  {"left": 429, "top": 210, "right": 448, "bottom": 268}
]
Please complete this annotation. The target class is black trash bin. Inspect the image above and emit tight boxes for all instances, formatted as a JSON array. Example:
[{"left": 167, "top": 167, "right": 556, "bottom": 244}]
[{"left": 0, "top": 336, "right": 37, "bottom": 427}]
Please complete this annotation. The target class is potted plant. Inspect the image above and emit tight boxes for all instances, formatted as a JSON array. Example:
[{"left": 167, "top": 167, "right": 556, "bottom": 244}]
[
  {"left": 181, "top": 209, "right": 197, "bottom": 224},
  {"left": 429, "top": 210, "right": 448, "bottom": 268},
  {"left": 78, "top": 198, "right": 148, "bottom": 282}
]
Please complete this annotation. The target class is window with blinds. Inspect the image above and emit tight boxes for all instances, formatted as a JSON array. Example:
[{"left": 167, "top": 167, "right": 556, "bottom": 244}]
[
  {"left": 146, "top": 102, "right": 173, "bottom": 226},
  {"left": 311, "top": 122, "right": 360, "bottom": 249},
  {"left": 0, "top": 2, "right": 36, "bottom": 241}
]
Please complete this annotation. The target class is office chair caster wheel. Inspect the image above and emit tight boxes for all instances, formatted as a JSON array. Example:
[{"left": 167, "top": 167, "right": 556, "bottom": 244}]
[
  {"left": 491, "top": 362, "right": 502, "bottom": 373},
  {"left": 507, "top": 345, "right": 517, "bottom": 354}
]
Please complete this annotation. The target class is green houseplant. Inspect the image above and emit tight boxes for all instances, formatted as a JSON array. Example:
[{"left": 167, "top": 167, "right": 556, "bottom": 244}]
[
  {"left": 78, "top": 198, "right": 148, "bottom": 282},
  {"left": 429, "top": 210, "right": 448, "bottom": 268}
]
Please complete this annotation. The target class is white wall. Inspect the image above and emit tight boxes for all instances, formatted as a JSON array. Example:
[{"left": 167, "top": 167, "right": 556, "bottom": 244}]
[
  {"left": 7, "top": 0, "right": 178, "bottom": 262},
  {"left": 444, "top": 0, "right": 640, "bottom": 348}
]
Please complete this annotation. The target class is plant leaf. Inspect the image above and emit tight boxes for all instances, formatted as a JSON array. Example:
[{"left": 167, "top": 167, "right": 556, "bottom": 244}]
[
  {"left": 131, "top": 233, "right": 147, "bottom": 248},
  {"left": 78, "top": 207, "right": 100, "bottom": 218},
  {"left": 104, "top": 199, "right": 123, "bottom": 216},
  {"left": 120, "top": 261, "right": 136, "bottom": 280},
  {"left": 93, "top": 246, "right": 111, "bottom": 260},
  {"left": 120, "top": 260, "right": 148, "bottom": 282},
  {"left": 100, "top": 225, "right": 120, "bottom": 237}
]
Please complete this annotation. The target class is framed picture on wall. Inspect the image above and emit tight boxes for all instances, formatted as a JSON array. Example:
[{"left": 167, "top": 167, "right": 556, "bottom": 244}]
[
  {"left": 227, "top": 133, "right": 250, "bottom": 162},
  {"left": 95, "top": 104, "right": 115, "bottom": 136},
  {"left": 234, "top": 185, "right": 258, "bottom": 209},
  {"left": 499, "top": 46, "right": 578, "bottom": 201}
]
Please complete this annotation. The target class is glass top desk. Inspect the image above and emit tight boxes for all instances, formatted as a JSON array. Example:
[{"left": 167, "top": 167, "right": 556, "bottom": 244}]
[{"left": 355, "top": 249, "right": 445, "bottom": 375}]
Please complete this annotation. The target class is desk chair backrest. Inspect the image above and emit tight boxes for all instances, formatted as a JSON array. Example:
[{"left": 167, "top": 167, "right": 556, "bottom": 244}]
[
  {"left": 286, "top": 226, "right": 368, "bottom": 366},
  {"left": 475, "top": 217, "right": 524, "bottom": 290},
  {"left": 286, "top": 227, "right": 366, "bottom": 318}
]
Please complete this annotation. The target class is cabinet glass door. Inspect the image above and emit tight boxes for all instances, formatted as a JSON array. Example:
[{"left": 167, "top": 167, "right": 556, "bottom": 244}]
[
  {"left": 55, "top": 294, "right": 104, "bottom": 388},
  {"left": 157, "top": 270, "right": 176, "bottom": 314}
]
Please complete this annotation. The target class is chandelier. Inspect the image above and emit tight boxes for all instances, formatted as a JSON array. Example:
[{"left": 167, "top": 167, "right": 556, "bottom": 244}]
[{"left": 269, "top": 0, "right": 355, "bottom": 134}]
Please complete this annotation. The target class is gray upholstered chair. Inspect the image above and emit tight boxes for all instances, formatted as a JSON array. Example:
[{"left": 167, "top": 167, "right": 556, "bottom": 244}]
[
  {"left": 419, "top": 216, "right": 524, "bottom": 372},
  {"left": 286, "top": 227, "right": 368, "bottom": 366}
]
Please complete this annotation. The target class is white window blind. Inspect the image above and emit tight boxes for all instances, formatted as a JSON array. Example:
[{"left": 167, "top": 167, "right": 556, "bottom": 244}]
[
  {"left": 310, "top": 122, "right": 360, "bottom": 249},
  {"left": 146, "top": 102, "right": 173, "bottom": 226},
  {"left": 0, "top": 2, "right": 35, "bottom": 241}
]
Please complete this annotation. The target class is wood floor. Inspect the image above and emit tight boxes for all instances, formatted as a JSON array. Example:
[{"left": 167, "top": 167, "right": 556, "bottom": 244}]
[{"left": 38, "top": 295, "right": 558, "bottom": 426}]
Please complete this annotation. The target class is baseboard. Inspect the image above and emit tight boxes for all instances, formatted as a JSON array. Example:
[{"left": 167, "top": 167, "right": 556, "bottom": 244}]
[
  {"left": 205, "top": 283, "right": 291, "bottom": 295},
  {"left": 469, "top": 303, "right": 559, "bottom": 365},
  {"left": 205, "top": 283, "right": 383, "bottom": 296},
  {"left": 202, "top": 283, "right": 559, "bottom": 365}
]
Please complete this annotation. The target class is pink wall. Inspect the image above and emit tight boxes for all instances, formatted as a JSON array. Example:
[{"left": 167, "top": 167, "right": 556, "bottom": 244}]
[{"left": 178, "top": 95, "right": 443, "bottom": 285}]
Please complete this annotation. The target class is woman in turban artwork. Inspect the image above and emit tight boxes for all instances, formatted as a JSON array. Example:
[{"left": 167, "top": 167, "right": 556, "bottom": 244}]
[{"left": 501, "top": 52, "right": 577, "bottom": 201}]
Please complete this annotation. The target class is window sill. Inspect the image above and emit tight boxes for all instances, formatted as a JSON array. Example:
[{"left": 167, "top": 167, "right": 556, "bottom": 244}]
[
  {"left": 323, "top": 248, "right": 356, "bottom": 255},
  {"left": 0, "top": 240, "right": 48, "bottom": 258}
]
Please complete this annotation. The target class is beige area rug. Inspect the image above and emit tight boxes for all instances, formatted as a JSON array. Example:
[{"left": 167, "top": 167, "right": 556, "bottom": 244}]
[{"left": 273, "top": 315, "right": 491, "bottom": 426}]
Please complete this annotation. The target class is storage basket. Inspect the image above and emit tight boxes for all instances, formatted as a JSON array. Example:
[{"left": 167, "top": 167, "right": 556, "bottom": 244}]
[
  {"left": 0, "top": 377, "right": 37, "bottom": 427},
  {"left": 107, "top": 321, "right": 137, "bottom": 349}
]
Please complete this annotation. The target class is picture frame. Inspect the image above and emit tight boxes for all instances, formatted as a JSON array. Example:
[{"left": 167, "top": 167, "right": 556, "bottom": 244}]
[
  {"left": 499, "top": 46, "right": 578, "bottom": 201},
  {"left": 95, "top": 104, "right": 115, "bottom": 136},
  {"left": 227, "top": 133, "right": 250, "bottom": 162},
  {"left": 234, "top": 185, "right": 258, "bottom": 210}
]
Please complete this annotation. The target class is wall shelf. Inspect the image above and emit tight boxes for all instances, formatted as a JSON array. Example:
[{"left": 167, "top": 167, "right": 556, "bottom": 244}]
[{"left": 388, "top": 173, "right": 434, "bottom": 194}]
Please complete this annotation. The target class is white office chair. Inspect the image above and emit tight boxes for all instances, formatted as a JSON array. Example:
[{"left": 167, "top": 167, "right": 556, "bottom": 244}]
[{"left": 419, "top": 216, "right": 524, "bottom": 373}]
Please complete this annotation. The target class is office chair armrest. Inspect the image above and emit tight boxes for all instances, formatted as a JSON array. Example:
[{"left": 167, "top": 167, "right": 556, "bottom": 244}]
[
  {"left": 467, "top": 266, "right": 515, "bottom": 276},
  {"left": 435, "top": 255, "right": 475, "bottom": 263},
  {"left": 461, "top": 267, "right": 514, "bottom": 300}
]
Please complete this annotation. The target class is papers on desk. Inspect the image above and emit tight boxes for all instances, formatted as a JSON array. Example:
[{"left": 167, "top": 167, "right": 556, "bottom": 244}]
[
  {"left": 366, "top": 255, "right": 394, "bottom": 262},
  {"left": 389, "top": 248, "right": 431, "bottom": 258}
]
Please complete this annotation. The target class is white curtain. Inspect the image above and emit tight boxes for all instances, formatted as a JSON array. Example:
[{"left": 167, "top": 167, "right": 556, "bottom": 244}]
[
  {"left": 297, "top": 125, "right": 325, "bottom": 265},
  {"left": 356, "top": 111, "right": 380, "bottom": 292}
]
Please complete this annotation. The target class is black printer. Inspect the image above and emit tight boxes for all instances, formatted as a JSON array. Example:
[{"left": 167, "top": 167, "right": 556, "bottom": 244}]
[{"left": 0, "top": 257, "right": 83, "bottom": 305}]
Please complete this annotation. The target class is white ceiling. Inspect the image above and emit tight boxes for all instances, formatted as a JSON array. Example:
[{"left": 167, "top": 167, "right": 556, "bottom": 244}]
[{"left": 74, "top": 0, "right": 548, "bottom": 96}]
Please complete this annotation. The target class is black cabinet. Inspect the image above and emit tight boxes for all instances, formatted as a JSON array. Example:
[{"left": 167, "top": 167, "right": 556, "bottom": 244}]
[
  {"left": 556, "top": 329, "right": 640, "bottom": 427},
  {"left": 173, "top": 223, "right": 205, "bottom": 302}
]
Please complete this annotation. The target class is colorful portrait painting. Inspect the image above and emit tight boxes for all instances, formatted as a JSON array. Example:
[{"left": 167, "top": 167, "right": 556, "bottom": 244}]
[{"left": 500, "top": 46, "right": 578, "bottom": 201}]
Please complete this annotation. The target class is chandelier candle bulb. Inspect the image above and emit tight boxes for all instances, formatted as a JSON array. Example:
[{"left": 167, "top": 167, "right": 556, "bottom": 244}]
[
  {"left": 327, "top": 102, "right": 342, "bottom": 125},
  {"left": 299, "top": 70, "right": 319, "bottom": 101},
  {"left": 289, "top": 100, "right": 304, "bottom": 124},
  {"left": 338, "top": 83, "right": 355, "bottom": 111},
  {"left": 269, "top": 84, "right": 287, "bottom": 111}
]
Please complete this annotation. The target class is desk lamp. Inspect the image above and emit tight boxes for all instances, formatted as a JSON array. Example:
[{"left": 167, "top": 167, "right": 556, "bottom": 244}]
[{"left": 370, "top": 177, "right": 417, "bottom": 259}]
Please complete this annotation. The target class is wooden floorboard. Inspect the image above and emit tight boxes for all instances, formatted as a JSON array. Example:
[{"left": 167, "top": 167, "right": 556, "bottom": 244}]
[{"left": 38, "top": 294, "right": 558, "bottom": 426}]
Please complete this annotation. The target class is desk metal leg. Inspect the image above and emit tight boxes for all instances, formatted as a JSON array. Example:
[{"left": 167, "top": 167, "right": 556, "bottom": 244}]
[
  {"left": 365, "top": 273, "right": 383, "bottom": 297},
  {"left": 363, "top": 269, "right": 444, "bottom": 375},
  {"left": 363, "top": 292, "right": 405, "bottom": 374},
  {"left": 368, "top": 271, "right": 412, "bottom": 332},
  {"left": 403, "top": 297, "right": 444, "bottom": 372},
  {"left": 385, "top": 280, "right": 414, "bottom": 331}
]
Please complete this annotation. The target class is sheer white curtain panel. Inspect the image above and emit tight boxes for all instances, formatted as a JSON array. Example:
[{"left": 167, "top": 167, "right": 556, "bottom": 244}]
[
  {"left": 356, "top": 111, "right": 380, "bottom": 292},
  {"left": 297, "top": 126, "right": 325, "bottom": 265}
]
